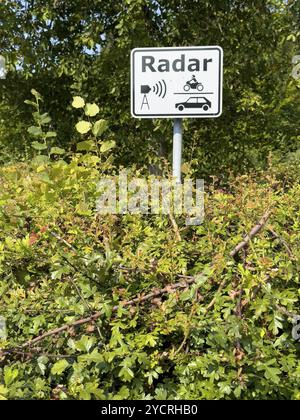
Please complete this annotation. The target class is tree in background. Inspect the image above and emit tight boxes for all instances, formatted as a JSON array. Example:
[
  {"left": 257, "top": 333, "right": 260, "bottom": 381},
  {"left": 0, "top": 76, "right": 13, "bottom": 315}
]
[{"left": 0, "top": 0, "right": 299, "bottom": 176}]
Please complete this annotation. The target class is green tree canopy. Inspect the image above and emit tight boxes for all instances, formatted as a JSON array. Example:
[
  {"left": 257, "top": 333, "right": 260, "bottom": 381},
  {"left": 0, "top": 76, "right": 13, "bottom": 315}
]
[{"left": 0, "top": 0, "right": 299, "bottom": 175}]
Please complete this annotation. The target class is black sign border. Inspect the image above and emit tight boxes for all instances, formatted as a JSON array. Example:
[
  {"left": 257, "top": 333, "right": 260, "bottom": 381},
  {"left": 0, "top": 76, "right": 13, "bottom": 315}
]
[{"left": 131, "top": 46, "right": 223, "bottom": 118}]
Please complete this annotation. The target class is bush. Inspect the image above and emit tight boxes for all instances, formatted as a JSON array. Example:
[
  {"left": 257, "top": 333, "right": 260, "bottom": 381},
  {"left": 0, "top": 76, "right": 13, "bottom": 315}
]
[{"left": 0, "top": 154, "right": 299, "bottom": 400}]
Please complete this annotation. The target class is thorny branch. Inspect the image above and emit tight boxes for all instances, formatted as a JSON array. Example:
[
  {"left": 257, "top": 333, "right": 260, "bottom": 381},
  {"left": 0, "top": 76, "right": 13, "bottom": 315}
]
[{"left": 3, "top": 208, "right": 297, "bottom": 360}]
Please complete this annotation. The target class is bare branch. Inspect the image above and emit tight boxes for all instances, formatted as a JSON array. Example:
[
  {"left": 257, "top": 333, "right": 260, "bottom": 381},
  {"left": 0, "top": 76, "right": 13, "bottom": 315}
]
[{"left": 230, "top": 209, "right": 272, "bottom": 258}]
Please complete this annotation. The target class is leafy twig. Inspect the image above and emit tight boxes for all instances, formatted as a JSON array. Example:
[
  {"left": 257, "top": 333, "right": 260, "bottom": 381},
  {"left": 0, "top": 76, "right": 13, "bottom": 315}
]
[
  {"left": 169, "top": 213, "right": 182, "bottom": 242},
  {"left": 7, "top": 209, "right": 283, "bottom": 352},
  {"left": 19, "top": 277, "right": 198, "bottom": 349},
  {"left": 267, "top": 227, "right": 294, "bottom": 259},
  {"left": 230, "top": 209, "right": 272, "bottom": 258}
]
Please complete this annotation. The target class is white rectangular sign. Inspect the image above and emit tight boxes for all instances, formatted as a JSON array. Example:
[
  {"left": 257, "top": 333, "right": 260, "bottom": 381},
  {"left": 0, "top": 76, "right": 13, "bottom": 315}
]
[{"left": 131, "top": 46, "right": 223, "bottom": 118}]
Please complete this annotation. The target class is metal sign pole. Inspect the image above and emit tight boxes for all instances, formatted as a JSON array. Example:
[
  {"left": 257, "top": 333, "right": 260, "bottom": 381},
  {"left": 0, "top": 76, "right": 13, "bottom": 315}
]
[{"left": 173, "top": 118, "right": 183, "bottom": 183}]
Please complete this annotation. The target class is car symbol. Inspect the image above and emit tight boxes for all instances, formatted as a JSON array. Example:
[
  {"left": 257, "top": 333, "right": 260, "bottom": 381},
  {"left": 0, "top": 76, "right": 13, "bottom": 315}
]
[{"left": 175, "top": 97, "right": 211, "bottom": 111}]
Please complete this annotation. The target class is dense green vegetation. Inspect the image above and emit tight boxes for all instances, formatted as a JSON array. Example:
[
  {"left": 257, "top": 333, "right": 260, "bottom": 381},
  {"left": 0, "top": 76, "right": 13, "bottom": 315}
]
[
  {"left": 0, "top": 0, "right": 299, "bottom": 400},
  {"left": 0, "top": 154, "right": 299, "bottom": 399},
  {"left": 1, "top": 0, "right": 300, "bottom": 175}
]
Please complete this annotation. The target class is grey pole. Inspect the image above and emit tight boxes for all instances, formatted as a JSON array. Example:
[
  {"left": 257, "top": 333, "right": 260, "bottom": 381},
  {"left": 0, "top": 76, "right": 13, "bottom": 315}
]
[{"left": 172, "top": 118, "right": 183, "bottom": 183}]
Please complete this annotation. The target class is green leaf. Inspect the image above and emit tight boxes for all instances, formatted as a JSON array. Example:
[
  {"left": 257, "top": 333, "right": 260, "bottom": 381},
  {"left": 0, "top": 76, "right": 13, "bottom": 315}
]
[
  {"left": 118, "top": 367, "right": 135, "bottom": 382},
  {"left": 31, "top": 89, "right": 42, "bottom": 101},
  {"left": 27, "top": 126, "right": 43, "bottom": 137},
  {"left": 37, "top": 356, "right": 49, "bottom": 376},
  {"left": 75, "top": 121, "right": 92, "bottom": 134},
  {"left": 85, "top": 103, "right": 100, "bottom": 117},
  {"left": 24, "top": 99, "right": 38, "bottom": 108},
  {"left": 116, "top": 386, "right": 130, "bottom": 399},
  {"left": 194, "top": 273, "right": 208, "bottom": 287},
  {"left": 45, "top": 131, "right": 57, "bottom": 138},
  {"left": 32, "top": 155, "right": 50, "bottom": 165},
  {"left": 50, "top": 147, "right": 65, "bottom": 155},
  {"left": 179, "top": 288, "right": 193, "bottom": 302},
  {"left": 51, "top": 359, "right": 69, "bottom": 376},
  {"left": 264, "top": 367, "right": 281, "bottom": 384},
  {"left": 145, "top": 335, "right": 157, "bottom": 347},
  {"left": 78, "top": 349, "right": 104, "bottom": 363},
  {"left": 72, "top": 96, "right": 85, "bottom": 108},
  {"left": 4, "top": 367, "right": 18, "bottom": 386},
  {"left": 92, "top": 119, "right": 108, "bottom": 136},
  {"left": 39, "top": 114, "right": 51, "bottom": 125},
  {"left": 31, "top": 141, "right": 47, "bottom": 151},
  {"left": 76, "top": 140, "right": 96, "bottom": 151},
  {"left": 74, "top": 336, "right": 96, "bottom": 353},
  {"left": 218, "top": 381, "right": 232, "bottom": 395},
  {"left": 0, "top": 385, "right": 8, "bottom": 400},
  {"left": 51, "top": 266, "right": 70, "bottom": 280},
  {"left": 100, "top": 140, "right": 116, "bottom": 153}
]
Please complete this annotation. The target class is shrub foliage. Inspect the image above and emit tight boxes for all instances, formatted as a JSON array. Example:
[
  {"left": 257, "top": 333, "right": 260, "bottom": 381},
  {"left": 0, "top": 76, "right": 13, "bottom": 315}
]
[{"left": 0, "top": 151, "right": 299, "bottom": 400}]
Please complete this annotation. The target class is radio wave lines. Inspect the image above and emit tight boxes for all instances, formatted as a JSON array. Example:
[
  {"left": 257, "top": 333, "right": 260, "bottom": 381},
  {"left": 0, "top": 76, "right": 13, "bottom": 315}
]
[{"left": 152, "top": 79, "right": 167, "bottom": 98}]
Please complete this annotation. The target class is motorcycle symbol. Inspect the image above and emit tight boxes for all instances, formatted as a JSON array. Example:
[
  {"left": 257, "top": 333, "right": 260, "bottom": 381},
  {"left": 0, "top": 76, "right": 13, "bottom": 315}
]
[{"left": 183, "top": 75, "right": 204, "bottom": 92}]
